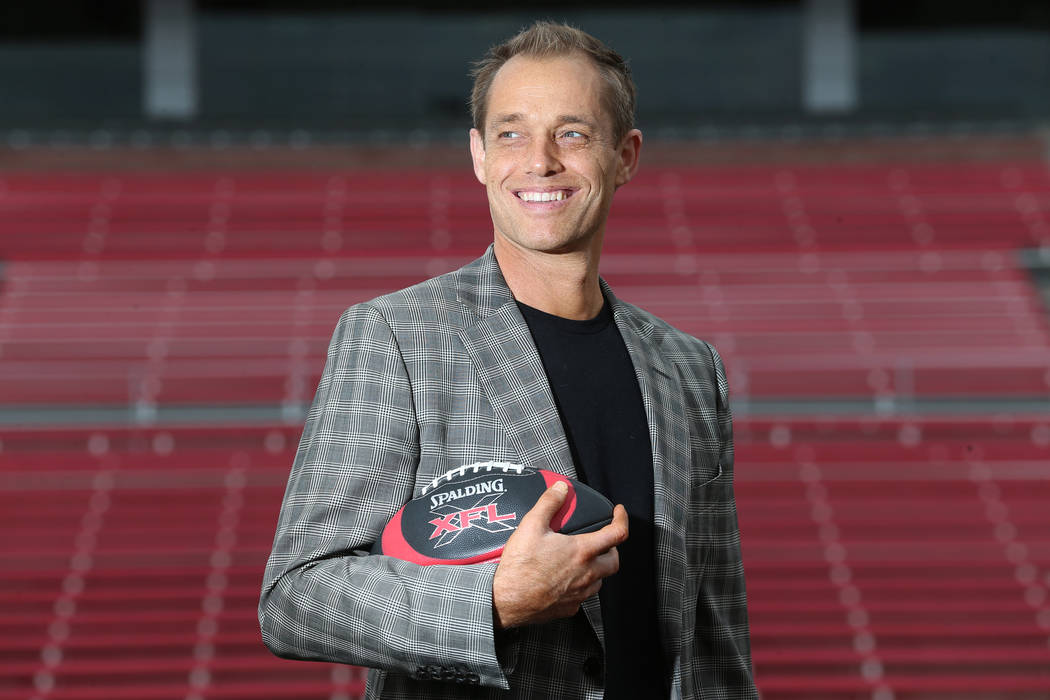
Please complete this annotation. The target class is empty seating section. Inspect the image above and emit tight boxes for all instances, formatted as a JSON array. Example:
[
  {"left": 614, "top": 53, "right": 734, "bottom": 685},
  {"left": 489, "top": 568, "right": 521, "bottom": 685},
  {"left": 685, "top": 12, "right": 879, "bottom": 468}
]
[
  {"left": 2, "top": 250, "right": 1047, "bottom": 407},
  {"left": 2, "top": 160, "right": 1049, "bottom": 698},
  {"left": 2, "top": 419, "right": 1049, "bottom": 699},
  {"left": 736, "top": 417, "right": 1050, "bottom": 698},
  {"left": 0, "top": 425, "right": 365, "bottom": 700}
]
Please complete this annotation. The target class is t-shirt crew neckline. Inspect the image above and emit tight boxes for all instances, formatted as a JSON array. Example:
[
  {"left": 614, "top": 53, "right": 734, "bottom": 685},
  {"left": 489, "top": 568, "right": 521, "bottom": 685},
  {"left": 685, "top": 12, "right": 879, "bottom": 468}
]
[{"left": 514, "top": 298, "right": 613, "bottom": 334}]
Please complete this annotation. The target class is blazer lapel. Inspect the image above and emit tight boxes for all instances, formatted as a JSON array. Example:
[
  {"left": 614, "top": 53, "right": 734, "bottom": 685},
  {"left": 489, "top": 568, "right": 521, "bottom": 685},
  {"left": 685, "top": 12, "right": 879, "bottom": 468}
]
[
  {"left": 455, "top": 248, "right": 577, "bottom": 477},
  {"left": 605, "top": 282, "right": 690, "bottom": 674},
  {"left": 458, "top": 303, "right": 578, "bottom": 477}
]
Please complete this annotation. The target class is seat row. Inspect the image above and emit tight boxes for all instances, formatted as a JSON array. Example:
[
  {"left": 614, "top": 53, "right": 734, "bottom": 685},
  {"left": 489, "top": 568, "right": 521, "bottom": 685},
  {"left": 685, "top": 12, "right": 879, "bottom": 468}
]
[{"left": 2, "top": 162, "right": 1048, "bottom": 255}]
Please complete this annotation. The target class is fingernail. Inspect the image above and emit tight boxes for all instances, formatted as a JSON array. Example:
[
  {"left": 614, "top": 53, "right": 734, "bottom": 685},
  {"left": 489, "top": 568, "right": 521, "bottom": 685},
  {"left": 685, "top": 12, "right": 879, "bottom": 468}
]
[{"left": 552, "top": 481, "right": 568, "bottom": 494}]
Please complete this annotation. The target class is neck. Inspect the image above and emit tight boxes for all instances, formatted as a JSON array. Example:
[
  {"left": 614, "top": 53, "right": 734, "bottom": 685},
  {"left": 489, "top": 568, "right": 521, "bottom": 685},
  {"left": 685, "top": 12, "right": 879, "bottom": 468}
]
[{"left": 493, "top": 237, "right": 604, "bottom": 320}]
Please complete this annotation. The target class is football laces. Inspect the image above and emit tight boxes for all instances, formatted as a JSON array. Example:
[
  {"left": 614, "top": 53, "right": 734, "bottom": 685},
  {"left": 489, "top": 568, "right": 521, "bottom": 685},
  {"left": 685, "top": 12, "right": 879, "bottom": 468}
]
[{"left": 421, "top": 461, "right": 532, "bottom": 495}]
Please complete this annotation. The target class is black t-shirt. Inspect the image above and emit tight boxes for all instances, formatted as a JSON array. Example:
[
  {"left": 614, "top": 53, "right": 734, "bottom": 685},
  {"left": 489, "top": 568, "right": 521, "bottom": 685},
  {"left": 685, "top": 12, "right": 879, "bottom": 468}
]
[{"left": 517, "top": 298, "right": 666, "bottom": 699}]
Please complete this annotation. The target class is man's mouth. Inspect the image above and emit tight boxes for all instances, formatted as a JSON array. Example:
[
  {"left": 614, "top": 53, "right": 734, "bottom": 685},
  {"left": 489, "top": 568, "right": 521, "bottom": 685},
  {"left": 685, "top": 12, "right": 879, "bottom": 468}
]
[{"left": 515, "top": 189, "right": 574, "bottom": 202}]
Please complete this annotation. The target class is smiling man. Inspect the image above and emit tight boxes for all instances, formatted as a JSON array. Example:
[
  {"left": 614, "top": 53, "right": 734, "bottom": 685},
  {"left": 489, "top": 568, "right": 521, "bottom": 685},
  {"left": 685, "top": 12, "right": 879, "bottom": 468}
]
[
  {"left": 468, "top": 50, "right": 638, "bottom": 325},
  {"left": 260, "top": 21, "right": 758, "bottom": 700}
]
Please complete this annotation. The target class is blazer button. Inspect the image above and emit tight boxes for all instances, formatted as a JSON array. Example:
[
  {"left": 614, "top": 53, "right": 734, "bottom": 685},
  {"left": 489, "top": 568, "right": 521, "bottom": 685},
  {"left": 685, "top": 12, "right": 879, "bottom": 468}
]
[{"left": 582, "top": 657, "right": 602, "bottom": 678}]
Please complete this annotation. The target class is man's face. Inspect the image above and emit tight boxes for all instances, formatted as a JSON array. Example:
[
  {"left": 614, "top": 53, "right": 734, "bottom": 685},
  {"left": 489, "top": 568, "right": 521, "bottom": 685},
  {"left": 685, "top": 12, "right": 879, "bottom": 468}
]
[{"left": 469, "top": 53, "right": 641, "bottom": 258}]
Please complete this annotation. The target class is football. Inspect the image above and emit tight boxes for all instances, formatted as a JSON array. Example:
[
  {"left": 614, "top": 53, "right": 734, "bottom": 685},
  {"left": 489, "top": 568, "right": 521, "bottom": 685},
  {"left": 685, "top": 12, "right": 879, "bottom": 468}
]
[{"left": 370, "top": 461, "right": 615, "bottom": 565}]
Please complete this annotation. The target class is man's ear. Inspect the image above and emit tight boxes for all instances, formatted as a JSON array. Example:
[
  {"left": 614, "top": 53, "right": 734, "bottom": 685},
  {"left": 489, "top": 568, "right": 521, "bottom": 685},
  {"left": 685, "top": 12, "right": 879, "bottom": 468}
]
[
  {"left": 469, "top": 128, "right": 487, "bottom": 185},
  {"left": 614, "top": 128, "right": 643, "bottom": 188}
]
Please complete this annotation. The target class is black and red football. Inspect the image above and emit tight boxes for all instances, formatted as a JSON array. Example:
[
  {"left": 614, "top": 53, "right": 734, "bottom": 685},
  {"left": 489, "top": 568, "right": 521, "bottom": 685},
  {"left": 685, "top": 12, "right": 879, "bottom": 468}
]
[{"left": 370, "top": 461, "right": 614, "bottom": 565}]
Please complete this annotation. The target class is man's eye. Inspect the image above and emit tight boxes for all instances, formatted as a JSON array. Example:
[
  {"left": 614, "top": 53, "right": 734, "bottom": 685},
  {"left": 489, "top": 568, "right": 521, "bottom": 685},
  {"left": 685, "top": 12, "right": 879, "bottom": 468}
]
[
  {"left": 561, "top": 130, "right": 585, "bottom": 139},
  {"left": 498, "top": 131, "right": 521, "bottom": 139}
]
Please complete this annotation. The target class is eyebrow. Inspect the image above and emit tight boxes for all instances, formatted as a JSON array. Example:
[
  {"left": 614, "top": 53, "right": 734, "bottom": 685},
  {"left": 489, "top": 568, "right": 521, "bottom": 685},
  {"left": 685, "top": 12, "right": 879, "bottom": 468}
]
[
  {"left": 489, "top": 113, "right": 525, "bottom": 128},
  {"left": 488, "top": 113, "right": 600, "bottom": 132},
  {"left": 555, "top": 115, "right": 598, "bottom": 129}
]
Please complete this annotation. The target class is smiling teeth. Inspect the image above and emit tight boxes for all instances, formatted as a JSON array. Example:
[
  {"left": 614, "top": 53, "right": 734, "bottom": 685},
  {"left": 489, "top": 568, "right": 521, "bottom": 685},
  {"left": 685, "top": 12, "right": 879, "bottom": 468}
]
[{"left": 518, "top": 191, "right": 566, "bottom": 202}]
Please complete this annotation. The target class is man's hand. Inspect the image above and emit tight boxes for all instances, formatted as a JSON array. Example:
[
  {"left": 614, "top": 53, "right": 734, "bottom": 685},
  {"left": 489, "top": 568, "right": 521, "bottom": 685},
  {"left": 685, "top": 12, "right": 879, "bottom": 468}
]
[{"left": 491, "top": 480, "right": 628, "bottom": 630}]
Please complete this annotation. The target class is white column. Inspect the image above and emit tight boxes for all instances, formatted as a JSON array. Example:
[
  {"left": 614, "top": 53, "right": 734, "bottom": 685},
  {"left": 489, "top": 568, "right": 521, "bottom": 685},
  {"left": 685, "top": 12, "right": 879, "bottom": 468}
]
[
  {"left": 143, "top": 0, "right": 198, "bottom": 119},
  {"left": 803, "top": 0, "right": 857, "bottom": 113}
]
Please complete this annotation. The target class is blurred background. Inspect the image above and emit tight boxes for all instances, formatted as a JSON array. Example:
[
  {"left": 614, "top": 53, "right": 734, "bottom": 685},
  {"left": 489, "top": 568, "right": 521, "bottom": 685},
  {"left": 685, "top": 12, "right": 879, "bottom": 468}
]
[{"left": 2, "top": 1, "right": 1049, "bottom": 699}]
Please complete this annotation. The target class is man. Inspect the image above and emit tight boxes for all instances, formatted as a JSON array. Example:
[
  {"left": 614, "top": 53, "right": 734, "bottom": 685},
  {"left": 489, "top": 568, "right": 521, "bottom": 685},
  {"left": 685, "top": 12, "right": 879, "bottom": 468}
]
[{"left": 260, "top": 21, "right": 758, "bottom": 700}]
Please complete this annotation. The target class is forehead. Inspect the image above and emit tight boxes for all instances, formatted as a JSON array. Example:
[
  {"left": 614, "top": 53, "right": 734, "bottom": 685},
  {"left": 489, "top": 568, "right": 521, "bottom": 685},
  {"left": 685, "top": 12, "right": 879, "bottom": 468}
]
[{"left": 485, "top": 53, "right": 609, "bottom": 128}]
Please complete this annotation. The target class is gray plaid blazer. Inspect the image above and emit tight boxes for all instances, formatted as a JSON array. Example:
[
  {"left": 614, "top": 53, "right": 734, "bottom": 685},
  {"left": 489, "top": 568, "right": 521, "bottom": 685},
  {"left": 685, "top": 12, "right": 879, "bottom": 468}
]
[{"left": 259, "top": 247, "right": 758, "bottom": 699}]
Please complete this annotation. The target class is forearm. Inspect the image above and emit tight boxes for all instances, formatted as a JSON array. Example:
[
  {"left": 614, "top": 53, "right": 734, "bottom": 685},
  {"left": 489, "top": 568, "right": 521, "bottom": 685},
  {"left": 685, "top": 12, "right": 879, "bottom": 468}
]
[{"left": 260, "top": 553, "right": 511, "bottom": 687}]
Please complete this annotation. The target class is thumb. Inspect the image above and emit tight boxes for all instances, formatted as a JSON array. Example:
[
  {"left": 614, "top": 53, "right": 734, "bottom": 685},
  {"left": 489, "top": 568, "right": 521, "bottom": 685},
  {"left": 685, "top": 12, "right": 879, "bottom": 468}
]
[{"left": 520, "top": 480, "right": 569, "bottom": 532}]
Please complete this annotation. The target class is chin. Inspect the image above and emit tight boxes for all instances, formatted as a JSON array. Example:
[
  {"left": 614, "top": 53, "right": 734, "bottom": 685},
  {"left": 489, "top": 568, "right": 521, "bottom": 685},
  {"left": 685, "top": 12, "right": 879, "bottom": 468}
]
[{"left": 516, "top": 228, "right": 594, "bottom": 251}]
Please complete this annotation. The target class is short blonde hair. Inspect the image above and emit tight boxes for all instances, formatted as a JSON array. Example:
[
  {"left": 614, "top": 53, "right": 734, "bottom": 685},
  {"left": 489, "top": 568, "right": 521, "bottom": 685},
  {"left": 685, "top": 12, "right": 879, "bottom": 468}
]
[{"left": 470, "top": 21, "right": 637, "bottom": 144}]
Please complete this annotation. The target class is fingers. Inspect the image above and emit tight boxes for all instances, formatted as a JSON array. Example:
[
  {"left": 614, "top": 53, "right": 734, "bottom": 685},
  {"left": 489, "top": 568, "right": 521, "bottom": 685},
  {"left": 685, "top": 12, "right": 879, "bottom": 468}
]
[
  {"left": 611, "top": 504, "right": 628, "bottom": 538},
  {"left": 592, "top": 545, "right": 619, "bottom": 579},
  {"left": 518, "top": 481, "right": 569, "bottom": 532},
  {"left": 570, "top": 548, "right": 616, "bottom": 607},
  {"left": 575, "top": 504, "right": 629, "bottom": 557},
  {"left": 493, "top": 495, "right": 624, "bottom": 628}
]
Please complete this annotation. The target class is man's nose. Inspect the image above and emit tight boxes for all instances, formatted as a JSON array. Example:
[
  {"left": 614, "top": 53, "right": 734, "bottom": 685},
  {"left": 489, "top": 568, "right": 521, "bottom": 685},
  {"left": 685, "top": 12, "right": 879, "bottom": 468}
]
[{"left": 526, "top": 138, "right": 563, "bottom": 177}]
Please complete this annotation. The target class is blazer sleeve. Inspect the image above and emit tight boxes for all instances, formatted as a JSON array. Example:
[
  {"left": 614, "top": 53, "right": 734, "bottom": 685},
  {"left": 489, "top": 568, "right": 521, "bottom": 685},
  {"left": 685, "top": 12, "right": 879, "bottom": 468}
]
[{"left": 258, "top": 303, "right": 513, "bottom": 689}]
